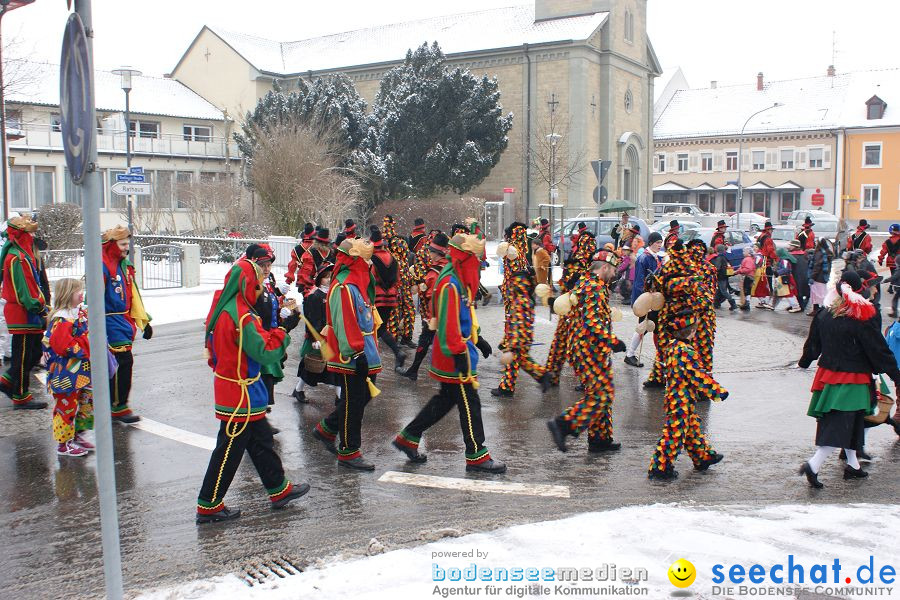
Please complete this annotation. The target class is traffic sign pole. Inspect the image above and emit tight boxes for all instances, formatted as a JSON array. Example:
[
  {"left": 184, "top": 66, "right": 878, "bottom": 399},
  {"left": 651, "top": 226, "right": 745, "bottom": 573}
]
[{"left": 64, "top": 3, "right": 125, "bottom": 598}]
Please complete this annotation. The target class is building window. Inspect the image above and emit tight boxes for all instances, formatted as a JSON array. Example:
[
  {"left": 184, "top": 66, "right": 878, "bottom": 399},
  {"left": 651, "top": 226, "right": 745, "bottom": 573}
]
[
  {"left": 624, "top": 10, "right": 633, "bottom": 43},
  {"left": 10, "top": 167, "right": 29, "bottom": 210},
  {"left": 183, "top": 125, "right": 212, "bottom": 142},
  {"left": 155, "top": 171, "right": 174, "bottom": 209},
  {"left": 656, "top": 153, "right": 665, "bottom": 173},
  {"left": 780, "top": 149, "right": 794, "bottom": 169},
  {"left": 697, "top": 192, "right": 714, "bottom": 213},
  {"left": 751, "top": 150, "right": 765, "bottom": 171},
  {"left": 725, "top": 151, "right": 738, "bottom": 171},
  {"left": 677, "top": 153, "right": 688, "bottom": 172},
  {"left": 51, "top": 113, "right": 62, "bottom": 132},
  {"left": 5, "top": 110, "right": 21, "bottom": 129},
  {"left": 866, "top": 96, "right": 886, "bottom": 120},
  {"left": 34, "top": 169, "right": 54, "bottom": 207},
  {"left": 780, "top": 192, "right": 799, "bottom": 219},
  {"left": 751, "top": 192, "right": 767, "bottom": 216},
  {"left": 863, "top": 143, "right": 882, "bottom": 167},
  {"left": 128, "top": 120, "right": 160, "bottom": 139},
  {"left": 724, "top": 192, "right": 737, "bottom": 213},
  {"left": 176, "top": 171, "right": 193, "bottom": 208},
  {"left": 808, "top": 147, "right": 823, "bottom": 169},
  {"left": 624, "top": 89, "right": 633, "bottom": 113},
  {"left": 700, "top": 152, "right": 713, "bottom": 172},
  {"left": 109, "top": 169, "right": 126, "bottom": 209},
  {"left": 862, "top": 185, "right": 880, "bottom": 210}
]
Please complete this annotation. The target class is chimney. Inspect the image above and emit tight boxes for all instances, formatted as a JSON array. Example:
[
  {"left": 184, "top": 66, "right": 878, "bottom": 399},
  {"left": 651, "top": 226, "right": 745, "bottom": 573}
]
[
  {"left": 827, "top": 64, "right": 836, "bottom": 77},
  {"left": 757, "top": 72, "right": 764, "bottom": 91},
  {"left": 710, "top": 80, "right": 717, "bottom": 89}
]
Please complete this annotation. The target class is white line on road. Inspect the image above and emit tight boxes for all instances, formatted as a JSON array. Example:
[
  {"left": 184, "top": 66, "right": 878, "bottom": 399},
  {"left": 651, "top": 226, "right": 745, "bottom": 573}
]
[
  {"left": 129, "top": 418, "right": 216, "bottom": 450},
  {"left": 378, "top": 470, "right": 570, "bottom": 498}
]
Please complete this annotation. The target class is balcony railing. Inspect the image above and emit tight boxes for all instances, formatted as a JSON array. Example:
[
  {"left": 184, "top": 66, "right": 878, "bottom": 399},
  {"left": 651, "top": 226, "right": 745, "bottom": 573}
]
[{"left": 9, "top": 123, "right": 239, "bottom": 159}]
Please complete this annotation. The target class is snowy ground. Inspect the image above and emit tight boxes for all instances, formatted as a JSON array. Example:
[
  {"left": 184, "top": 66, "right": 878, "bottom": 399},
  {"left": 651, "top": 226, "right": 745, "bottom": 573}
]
[{"left": 137, "top": 503, "right": 900, "bottom": 600}]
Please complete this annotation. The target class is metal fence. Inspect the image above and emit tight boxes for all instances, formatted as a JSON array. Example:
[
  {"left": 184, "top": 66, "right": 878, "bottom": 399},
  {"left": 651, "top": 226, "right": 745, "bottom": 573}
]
[
  {"left": 133, "top": 235, "right": 292, "bottom": 269},
  {"left": 140, "top": 244, "right": 183, "bottom": 290},
  {"left": 43, "top": 249, "right": 86, "bottom": 281}
]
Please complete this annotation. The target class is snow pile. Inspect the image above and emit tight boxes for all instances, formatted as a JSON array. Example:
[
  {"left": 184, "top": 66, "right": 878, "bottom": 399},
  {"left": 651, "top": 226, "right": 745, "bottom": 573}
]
[{"left": 136, "top": 503, "right": 900, "bottom": 599}]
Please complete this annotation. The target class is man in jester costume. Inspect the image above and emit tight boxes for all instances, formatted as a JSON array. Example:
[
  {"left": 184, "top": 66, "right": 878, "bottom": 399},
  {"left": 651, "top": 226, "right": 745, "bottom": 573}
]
[
  {"left": 648, "top": 306, "right": 726, "bottom": 480},
  {"left": 101, "top": 225, "right": 152, "bottom": 422},
  {"left": 196, "top": 257, "right": 308, "bottom": 523},
  {"left": 491, "top": 224, "right": 546, "bottom": 397},
  {"left": 399, "top": 232, "right": 449, "bottom": 381},
  {"left": 547, "top": 251, "right": 627, "bottom": 453},
  {"left": 312, "top": 237, "right": 383, "bottom": 471},
  {"left": 0, "top": 214, "right": 48, "bottom": 409},
  {"left": 383, "top": 215, "right": 416, "bottom": 348},
  {"left": 687, "top": 239, "right": 717, "bottom": 373},
  {"left": 542, "top": 229, "right": 597, "bottom": 388},
  {"left": 392, "top": 233, "right": 502, "bottom": 473},
  {"left": 284, "top": 222, "right": 315, "bottom": 291}
]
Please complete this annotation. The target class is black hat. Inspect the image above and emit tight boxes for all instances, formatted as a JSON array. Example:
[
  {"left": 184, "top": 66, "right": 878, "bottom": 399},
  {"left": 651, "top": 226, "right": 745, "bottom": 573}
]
[
  {"left": 315, "top": 228, "right": 331, "bottom": 243},
  {"left": 764, "top": 221, "right": 773, "bottom": 229},
  {"left": 859, "top": 219, "right": 869, "bottom": 229},
  {"left": 369, "top": 226, "right": 383, "bottom": 246},
  {"left": 804, "top": 216, "right": 813, "bottom": 226},
  {"left": 717, "top": 219, "right": 727, "bottom": 228},
  {"left": 384, "top": 214, "right": 394, "bottom": 223},
  {"left": 245, "top": 243, "right": 264, "bottom": 259},
  {"left": 344, "top": 218, "right": 355, "bottom": 229},
  {"left": 577, "top": 221, "right": 587, "bottom": 230},
  {"left": 629, "top": 224, "right": 640, "bottom": 233},
  {"left": 647, "top": 232, "right": 663, "bottom": 245},
  {"left": 540, "top": 218, "right": 549, "bottom": 226},
  {"left": 414, "top": 217, "right": 425, "bottom": 227},
  {"left": 301, "top": 222, "right": 315, "bottom": 238},
  {"left": 840, "top": 270, "right": 863, "bottom": 293},
  {"left": 669, "top": 219, "right": 679, "bottom": 229},
  {"left": 429, "top": 232, "right": 450, "bottom": 254},
  {"left": 451, "top": 223, "right": 468, "bottom": 235},
  {"left": 334, "top": 232, "right": 347, "bottom": 245},
  {"left": 314, "top": 262, "right": 334, "bottom": 286}
]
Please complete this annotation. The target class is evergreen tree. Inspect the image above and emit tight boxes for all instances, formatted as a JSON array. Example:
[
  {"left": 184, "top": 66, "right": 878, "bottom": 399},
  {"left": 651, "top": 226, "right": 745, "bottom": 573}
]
[{"left": 365, "top": 42, "right": 513, "bottom": 202}]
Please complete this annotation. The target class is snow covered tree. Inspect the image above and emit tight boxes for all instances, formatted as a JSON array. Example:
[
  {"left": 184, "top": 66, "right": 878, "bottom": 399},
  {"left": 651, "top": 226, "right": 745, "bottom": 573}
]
[{"left": 365, "top": 42, "right": 513, "bottom": 203}]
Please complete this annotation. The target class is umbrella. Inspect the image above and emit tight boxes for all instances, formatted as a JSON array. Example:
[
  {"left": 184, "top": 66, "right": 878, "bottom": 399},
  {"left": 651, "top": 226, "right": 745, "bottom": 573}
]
[{"left": 596, "top": 199, "right": 638, "bottom": 213}]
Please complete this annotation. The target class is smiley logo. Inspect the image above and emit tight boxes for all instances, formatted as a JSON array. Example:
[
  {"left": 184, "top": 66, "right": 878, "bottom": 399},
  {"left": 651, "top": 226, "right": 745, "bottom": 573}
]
[{"left": 668, "top": 559, "right": 696, "bottom": 588}]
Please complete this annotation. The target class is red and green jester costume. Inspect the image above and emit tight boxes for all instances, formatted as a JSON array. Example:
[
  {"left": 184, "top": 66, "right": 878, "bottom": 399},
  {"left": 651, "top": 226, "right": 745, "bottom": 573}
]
[
  {"left": 648, "top": 308, "right": 726, "bottom": 480},
  {"left": 196, "top": 259, "right": 308, "bottom": 523},
  {"left": 0, "top": 215, "right": 48, "bottom": 408},
  {"left": 313, "top": 238, "right": 383, "bottom": 471},
  {"left": 547, "top": 251, "right": 627, "bottom": 453},
  {"left": 393, "top": 233, "right": 504, "bottom": 473}
]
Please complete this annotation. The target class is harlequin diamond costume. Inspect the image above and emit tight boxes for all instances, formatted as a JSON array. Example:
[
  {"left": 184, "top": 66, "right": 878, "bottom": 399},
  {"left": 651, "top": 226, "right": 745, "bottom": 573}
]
[
  {"left": 797, "top": 271, "right": 900, "bottom": 488},
  {"left": 547, "top": 251, "right": 627, "bottom": 453},
  {"left": 399, "top": 232, "right": 449, "bottom": 381},
  {"left": 687, "top": 240, "right": 717, "bottom": 372},
  {"left": 543, "top": 231, "right": 597, "bottom": 388},
  {"left": 285, "top": 222, "right": 315, "bottom": 290},
  {"left": 392, "top": 233, "right": 503, "bottom": 473},
  {"left": 312, "top": 238, "right": 383, "bottom": 471},
  {"left": 492, "top": 224, "right": 545, "bottom": 398},
  {"left": 647, "top": 307, "right": 727, "bottom": 480},
  {"left": 0, "top": 215, "right": 48, "bottom": 409},
  {"left": 100, "top": 225, "right": 152, "bottom": 423},
  {"left": 196, "top": 258, "right": 308, "bottom": 523},
  {"left": 383, "top": 215, "right": 416, "bottom": 348},
  {"left": 369, "top": 226, "right": 407, "bottom": 369}
]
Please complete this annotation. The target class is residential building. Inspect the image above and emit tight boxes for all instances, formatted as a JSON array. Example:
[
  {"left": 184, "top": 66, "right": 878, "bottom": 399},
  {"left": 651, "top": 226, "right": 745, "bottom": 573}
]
[
  {"left": 171, "top": 0, "right": 662, "bottom": 222},
  {"left": 4, "top": 61, "right": 241, "bottom": 232}
]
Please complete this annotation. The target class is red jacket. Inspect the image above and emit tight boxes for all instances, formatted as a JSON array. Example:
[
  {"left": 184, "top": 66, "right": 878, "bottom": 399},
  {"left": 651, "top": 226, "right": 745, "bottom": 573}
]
[
  {"left": 420, "top": 260, "right": 446, "bottom": 321},
  {"left": 429, "top": 269, "right": 478, "bottom": 383},
  {"left": 1, "top": 227, "right": 47, "bottom": 334},
  {"left": 796, "top": 226, "right": 815, "bottom": 251},
  {"left": 757, "top": 231, "right": 777, "bottom": 262},
  {"left": 371, "top": 247, "right": 399, "bottom": 308},
  {"left": 847, "top": 228, "right": 873, "bottom": 254},
  {"left": 878, "top": 235, "right": 900, "bottom": 269},
  {"left": 285, "top": 239, "right": 313, "bottom": 284},
  {"left": 298, "top": 246, "right": 334, "bottom": 294}
]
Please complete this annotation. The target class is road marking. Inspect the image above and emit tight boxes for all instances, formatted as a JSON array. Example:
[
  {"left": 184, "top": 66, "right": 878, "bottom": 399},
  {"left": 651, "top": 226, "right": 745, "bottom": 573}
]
[
  {"left": 378, "top": 470, "right": 570, "bottom": 498},
  {"left": 129, "top": 418, "right": 216, "bottom": 450}
]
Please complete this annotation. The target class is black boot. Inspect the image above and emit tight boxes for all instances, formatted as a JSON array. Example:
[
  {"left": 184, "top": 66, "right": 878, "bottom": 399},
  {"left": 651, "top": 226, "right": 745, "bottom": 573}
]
[
  {"left": 642, "top": 379, "right": 665, "bottom": 389},
  {"left": 466, "top": 458, "right": 506, "bottom": 473},
  {"left": 538, "top": 373, "right": 553, "bottom": 393},
  {"left": 312, "top": 427, "right": 337, "bottom": 455},
  {"left": 490, "top": 387, "right": 514, "bottom": 398},
  {"left": 392, "top": 439, "right": 427, "bottom": 463},
  {"left": 196, "top": 506, "right": 241, "bottom": 524},
  {"left": 843, "top": 465, "right": 869, "bottom": 479},
  {"left": 339, "top": 456, "right": 376, "bottom": 471},
  {"left": 587, "top": 438, "right": 621, "bottom": 453},
  {"left": 547, "top": 417, "right": 570, "bottom": 453},
  {"left": 798, "top": 462, "right": 824, "bottom": 489},
  {"left": 623, "top": 355, "right": 643, "bottom": 368},
  {"left": 399, "top": 348, "right": 427, "bottom": 381},
  {"left": 271, "top": 481, "right": 311, "bottom": 509},
  {"left": 402, "top": 337, "right": 417, "bottom": 349},
  {"left": 292, "top": 389, "right": 308, "bottom": 403},
  {"left": 647, "top": 467, "right": 678, "bottom": 480},
  {"left": 694, "top": 452, "right": 724, "bottom": 471}
]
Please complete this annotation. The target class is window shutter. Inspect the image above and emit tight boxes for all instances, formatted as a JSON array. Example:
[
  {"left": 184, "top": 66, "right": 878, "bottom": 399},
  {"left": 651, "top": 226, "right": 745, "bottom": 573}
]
[
  {"left": 668, "top": 153, "right": 676, "bottom": 173},
  {"left": 689, "top": 151, "right": 699, "bottom": 172},
  {"left": 796, "top": 150, "right": 807, "bottom": 170},
  {"left": 742, "top": 150, "right": 750, "bottom": 171},
  {"left": 653, "top": 154, "right": 659, "bottom": 172},
  {"left": 823, "top": 147, "right": 832, "bottom": 169},
  {"left": 713, "top": 150, "right": 723, "bottom": 170},
  {"left": 766, "top": 151, "right": 778, "bottom": 169}
]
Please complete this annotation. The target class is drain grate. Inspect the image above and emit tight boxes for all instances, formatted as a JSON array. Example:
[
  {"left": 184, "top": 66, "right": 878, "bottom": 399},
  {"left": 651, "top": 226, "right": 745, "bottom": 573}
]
[{"left": 239, "top": 556, "right": 304, "bottom": 586}]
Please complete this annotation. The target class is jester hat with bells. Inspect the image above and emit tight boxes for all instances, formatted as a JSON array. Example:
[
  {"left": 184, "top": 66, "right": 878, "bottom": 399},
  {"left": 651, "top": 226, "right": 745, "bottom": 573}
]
[
  {"left": 0, "top": 214, "right": 40, "bottom": 283},
  {"left": 205, "top": 257, "right": 264, "bottom": 337},
  {"left": 447, "top": 233, "right": 485, "bottom": 297},
  {"left": 334, "top": 237, "right": 376, "bottom": 303}
]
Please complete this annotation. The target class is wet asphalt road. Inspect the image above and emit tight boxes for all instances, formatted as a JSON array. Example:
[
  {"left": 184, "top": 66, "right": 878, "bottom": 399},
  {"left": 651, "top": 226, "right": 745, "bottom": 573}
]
[{"left": 1, "top": 302, "right": 899, "bottom": 599}]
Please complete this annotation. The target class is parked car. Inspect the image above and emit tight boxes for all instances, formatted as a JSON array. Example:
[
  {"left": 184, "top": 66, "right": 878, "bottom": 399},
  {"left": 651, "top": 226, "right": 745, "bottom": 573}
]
[
  {"left": 771, "top": 225, "right": 797, "bottom": 250},
  {"left": 728, "top": 212, "right": 768, "bottom": 232},
  {"left": 552, "top": 216, "right": 651, "bottom": 260},
  {"left": 678, "top": 228, "right": 753, "bottom": 269},
  {"left": 652, "top": 203, "right": 728, "bottom": 227},
  {"left": 649, "top": 219, "right": 702, "bottom": 237},
  {"left": 785, "top": 209, "right": 838, "bottom": 228}
]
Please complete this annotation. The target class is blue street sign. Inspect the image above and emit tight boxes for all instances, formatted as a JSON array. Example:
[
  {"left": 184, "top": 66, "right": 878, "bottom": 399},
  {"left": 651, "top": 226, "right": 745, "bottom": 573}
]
[
  {"left": 128, "top": 166, "right": 144, "bottom": 175},
  {"left": 116, "top": 174, "right": 145, "bottom": 183},
  {"left": 59, "top": 13, "right": 94, "bottom": 185}
]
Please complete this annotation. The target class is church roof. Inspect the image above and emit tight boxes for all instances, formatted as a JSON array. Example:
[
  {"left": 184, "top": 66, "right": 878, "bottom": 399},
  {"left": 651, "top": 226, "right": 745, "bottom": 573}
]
[
  {"left": 201, "top": 4, "right": 608, "bottom": 75},
  {"left": 654, "top": 68, "right": 900, "bottom": 140},
  {"left": 7, "top": 61, "right": 224, "bottom": 120}
]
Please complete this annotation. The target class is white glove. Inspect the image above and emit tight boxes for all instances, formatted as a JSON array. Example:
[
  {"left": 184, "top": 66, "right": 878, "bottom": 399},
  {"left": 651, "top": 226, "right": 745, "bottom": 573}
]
[
  {"left": 280, "top": 307, "right": 293, "bottom": 319},
  {"left": 312, "top": 341, "right": 321, "bottom": 350},
  {"left": 278, "top": 283, "right": 291, "bottom": 295}
]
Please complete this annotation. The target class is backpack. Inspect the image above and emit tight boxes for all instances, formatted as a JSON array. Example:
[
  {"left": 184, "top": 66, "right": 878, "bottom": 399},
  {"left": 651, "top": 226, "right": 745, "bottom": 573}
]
[
  {"left": 885, "top": 321, "right": 900, "bottom": 370},
  {"left": 808, "top": 250, "right": 831, "bottom": 282}
]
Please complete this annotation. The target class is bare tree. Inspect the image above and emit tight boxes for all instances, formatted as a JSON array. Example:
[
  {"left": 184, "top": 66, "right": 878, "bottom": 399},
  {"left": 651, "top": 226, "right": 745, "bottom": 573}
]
[
  {"left": 520, "top": 108, "right": 587, "bottom": 203},
  {"left": 179, "top": 174, "right": 250, "bottom": 235},
  {"left": 2, "top": 35, "right": 41, "bottom": 99},
  {"left": 247, "top": 119, "right": 361, "bottom": 236}
]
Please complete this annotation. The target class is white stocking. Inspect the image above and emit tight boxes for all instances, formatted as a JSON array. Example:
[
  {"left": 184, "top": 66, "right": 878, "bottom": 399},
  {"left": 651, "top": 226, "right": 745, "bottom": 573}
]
[
  {"left": 808, "top": 446, "right": 837, "bottom": 473},
  {"left": 844, "top": 449, "right": 861, "bottom": 470},
  {"left": 627, "top": 332, "right": 642, "bottom": 357}
]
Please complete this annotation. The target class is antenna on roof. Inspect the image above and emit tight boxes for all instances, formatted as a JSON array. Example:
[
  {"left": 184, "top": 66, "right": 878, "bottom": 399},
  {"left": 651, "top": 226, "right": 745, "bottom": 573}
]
[{"left": 831, "top": 31, "right": 837, "bottom": 88}]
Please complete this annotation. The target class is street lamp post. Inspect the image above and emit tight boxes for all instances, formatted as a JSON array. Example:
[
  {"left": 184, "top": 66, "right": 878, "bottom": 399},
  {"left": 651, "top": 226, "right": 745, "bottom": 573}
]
[
  {"left": 547, "top": 133, "right": 561, "bottom": 204},
  {"left": 112, "top": 67, "right": 141, "bottom": 258},
  {"left": 0, "top": 0, "right": 35, "bottom": 221},
  {"left": 736, "top": 102, "right": 781, "bottom": 230}
]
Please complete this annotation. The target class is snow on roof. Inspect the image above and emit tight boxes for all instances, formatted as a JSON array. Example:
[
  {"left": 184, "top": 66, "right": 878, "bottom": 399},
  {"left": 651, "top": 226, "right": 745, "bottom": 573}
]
[
  {"left": 776, "top": 181, "right": 804, "bottom": 190},
  {"left": 653, "top": 181, "right": 690, "bottom": 192},
  {"left": 690, "top": 182, "right": 716, "bottom": 191},
  {"left": 655, "top": 69, "right": 900, "bottom": 140},
  {"left": 744, "top": 181, "right": 774, "bottom": 190},
  {"left": 206, "top": 4, "right": 608, "bottom": 75},
  {"left": 7, "top": 61, "right": 225, "bottom": 121}
]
